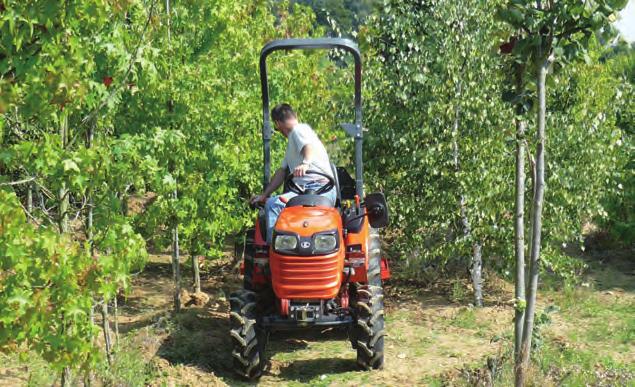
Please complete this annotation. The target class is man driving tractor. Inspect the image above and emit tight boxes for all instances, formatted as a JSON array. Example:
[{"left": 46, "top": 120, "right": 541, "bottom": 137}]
[
  {"left": 231, "top": 39, "right": 388, "bottom": 380},
  {"left": 250, "top": 103, "right": 337, "bottom": 244}
]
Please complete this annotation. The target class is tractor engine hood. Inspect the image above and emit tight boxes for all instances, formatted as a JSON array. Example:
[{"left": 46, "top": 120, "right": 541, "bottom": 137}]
[{"left": 275, "top": 206, "right": 342, "bottom": 238}]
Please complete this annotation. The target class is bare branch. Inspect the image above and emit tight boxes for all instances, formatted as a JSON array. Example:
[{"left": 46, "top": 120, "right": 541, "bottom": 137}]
[
  {"left": 0, "top": 176, "right": 35, "bottom": 186},
  {"left": 17, "top": 199, "right": 40, "bottom": 223}
]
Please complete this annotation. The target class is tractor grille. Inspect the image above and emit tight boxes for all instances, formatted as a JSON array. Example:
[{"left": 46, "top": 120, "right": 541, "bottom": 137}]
[{"left": 271, "top": 252, "right": 343, "bottom": 299}]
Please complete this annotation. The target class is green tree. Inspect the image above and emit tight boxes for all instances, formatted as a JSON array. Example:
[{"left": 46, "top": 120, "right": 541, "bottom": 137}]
[
  {"left": 496, "top": 0, "right": 628, "bottom": 383},
  {"left": 112, "top": 0, "right": 353, "bottom": 308},
  {"left": 290, "top": 0, "right": 379, "bottom": 36},
  {"left": 598, "top": 41, "right": 634, "bottom": 243},
  {"left": 362, "top": 0, "right": 513, "bottom": 305},
  {"left": 1, "top": 0, "right": 153, "bottom": 381}
]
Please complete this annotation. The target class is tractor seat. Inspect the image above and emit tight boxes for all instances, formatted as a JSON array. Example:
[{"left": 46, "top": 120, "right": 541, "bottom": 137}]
[{"left": 286, "top": 194, "right": 334, "bottom": 208}]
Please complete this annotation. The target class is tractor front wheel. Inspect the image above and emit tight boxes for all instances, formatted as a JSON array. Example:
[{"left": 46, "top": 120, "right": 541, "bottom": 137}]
[
  {"left": 352, "top": 285, "right": 385, "bottom": 370},
  {"left": 229, "top": 289, "right": 265, "bottom": 379}
]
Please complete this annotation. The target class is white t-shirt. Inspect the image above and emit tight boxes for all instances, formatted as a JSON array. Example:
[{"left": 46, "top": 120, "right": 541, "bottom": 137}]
[{"left": 281, "top": 123, "right": 334, "bottom": 186}]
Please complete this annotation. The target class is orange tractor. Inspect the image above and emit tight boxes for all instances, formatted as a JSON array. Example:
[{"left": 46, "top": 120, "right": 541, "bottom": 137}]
[{"left": 230, "top": 38, "right": 390, "bottom": 379}]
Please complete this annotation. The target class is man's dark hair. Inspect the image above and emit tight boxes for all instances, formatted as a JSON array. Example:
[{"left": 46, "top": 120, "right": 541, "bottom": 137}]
[{"left": 271, "top": 103, "right": 296, "bottom": 123}]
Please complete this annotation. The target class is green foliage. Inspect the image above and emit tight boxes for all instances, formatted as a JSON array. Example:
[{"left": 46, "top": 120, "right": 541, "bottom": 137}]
[
  {"left": 496, "top": 0, "right": 629, "bottom": 276},
  {"left": 362, "top": 0, "right": 514, "bottom": 272},
  {"left": 1, "top": 0, "right": 351, "bottom": 374},
  {"left": 0, "top": 0, "right": 151, "bottom": 376},
  {"left": 115, "top": 0, "right": 353, "bottom": 256},
  {"left": 597, "top": 42, "right": 635, "bottom": 244},
  {"left": 1, "top": 190, "right": 106, "bottom": 371},
  {"left": 496, "top": 0, "right": 627, "bottom": 65},
  {"left": 290, "top": 0, "right": 379, "bottom": 36},
  {"left": 536, "top": 41, "right": 629, "bottom": 269},
  {"left": 362, "top": 0, "right": 630, "bottom": 279}
]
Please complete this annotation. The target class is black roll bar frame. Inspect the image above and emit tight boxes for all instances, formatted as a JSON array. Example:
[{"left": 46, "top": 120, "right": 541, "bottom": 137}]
[{"left": 259, "top": 38, "right": 364, "bottom": 198}]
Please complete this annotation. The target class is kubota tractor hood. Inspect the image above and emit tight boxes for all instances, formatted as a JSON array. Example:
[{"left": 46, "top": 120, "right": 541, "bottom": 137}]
[{"left": 274, "top": 206, "right": 342, "bottom": 238}]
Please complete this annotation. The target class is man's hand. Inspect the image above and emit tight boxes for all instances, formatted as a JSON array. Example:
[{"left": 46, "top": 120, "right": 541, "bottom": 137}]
[
  {"left": 250, "top": 194, "right": 267, "bottom": 205},
  {"left": 293, "top": 163, "right": 309, "bottom": 177}
]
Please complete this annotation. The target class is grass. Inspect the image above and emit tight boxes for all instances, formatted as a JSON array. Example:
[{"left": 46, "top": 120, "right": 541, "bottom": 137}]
[
  {"left": 94, "top": 339, "right": 161, "bottom": 386},
  {"left": 547, "top": 283, "right": 635, "bottom": 358},
  {"left": 0, "top": 351, "right": 56, "bottom": 386},
  {"left": 481, "top": 339, "right": 635, "bottom": 386},
  {"left": 0, "top": 336, "right": 158, "bottom": 387},
  {"left": 3, "top": 289, "right": 632, "bottom": 387},
  {"left": 428, "top": 271, "right": 635, "bottom": 386},
  {"left": 449, "top": 307, "right": 477, "bottom": 329}
]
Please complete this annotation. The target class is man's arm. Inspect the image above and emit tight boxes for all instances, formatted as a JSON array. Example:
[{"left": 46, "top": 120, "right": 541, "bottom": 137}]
[
  {"left": 263, "top": 167, "right": 286, "bottom": 196},
  {"left": 293, "top": 144, "right": 314, "bottom": 177},
  {"left": 251, "top": 167, "right": 286, "bottom": 204}
]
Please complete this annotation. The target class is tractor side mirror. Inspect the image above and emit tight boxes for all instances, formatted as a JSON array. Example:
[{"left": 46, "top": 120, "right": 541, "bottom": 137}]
[{"left": 365, "top": 192, "right": 389, "bottom": 228}]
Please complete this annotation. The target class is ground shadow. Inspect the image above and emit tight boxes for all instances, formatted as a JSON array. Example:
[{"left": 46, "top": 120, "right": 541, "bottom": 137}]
[
  {"left": 156, "top": 307, "right": 236, "bottom": 378},
  {"left": 155, "top": 307, "right": 358, "bottom": 384},
  {"left": 276, "top": 357, "right": 359, "bottom": 383},
  {"left": 117, "top": 260, "right": 175, "bottom": 333},
  {"left": 565, "top": 241, "right": 635, "bottom": 292}
]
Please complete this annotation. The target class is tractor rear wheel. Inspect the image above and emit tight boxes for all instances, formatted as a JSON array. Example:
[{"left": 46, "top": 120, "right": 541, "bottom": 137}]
[
  {"left": 229, "top": 289, "right": 265, "bottom": 379},
  {"left": 352, "top": 285, "right": 385, "bottom": 370},
  {"left": 367, "top": 228, "right": 382, "bottom": 286}
]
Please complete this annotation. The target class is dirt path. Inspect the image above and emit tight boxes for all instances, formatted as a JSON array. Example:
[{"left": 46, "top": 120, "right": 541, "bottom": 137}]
[{"left": 117, "top": 255, "right": 514, "bottom": 386}]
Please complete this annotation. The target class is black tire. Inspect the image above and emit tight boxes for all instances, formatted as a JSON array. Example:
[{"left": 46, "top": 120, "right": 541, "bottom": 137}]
[
  {"left": 352, "top": 285, "right": 385, "bottom": 370},
  {"left": 367, "top": 228, "right": 382, "bottom": 286},
  {"left": 229, "top": 289, "right": 265, "bottom": 380},
  {"left": 242, "top": 229, "right": 255, "bottom": 290}
]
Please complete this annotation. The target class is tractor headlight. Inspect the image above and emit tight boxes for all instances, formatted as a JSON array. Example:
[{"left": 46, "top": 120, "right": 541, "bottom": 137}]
[
  {"left": 314, "top": 234, "right": 337, "bottom": 253},
  {"left": 274, "top": 234, "right": 298, "bottom": 251}
]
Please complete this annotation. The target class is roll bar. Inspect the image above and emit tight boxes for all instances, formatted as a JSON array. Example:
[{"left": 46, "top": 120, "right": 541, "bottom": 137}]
[{"left": 259, "top": 38, "right": 364, "bottom": 198}]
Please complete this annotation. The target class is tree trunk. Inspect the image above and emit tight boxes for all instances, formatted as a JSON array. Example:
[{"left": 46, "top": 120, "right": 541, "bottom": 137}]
[
  {"left": 58, "top": 112, "right": 69, "bottom": 233},
  {"left": 513, "top": 69, "right": 527, "bottom": 367},
  {"left": 86, "top": 123, "right": 94, "bottom": 247},
  {"left": 172, "top": 223, "right": 181, "bottom": 311},
  {"left": 61, "top": 367, "right": 71, "bottom": 387},
  {"left": 470, "top": 241, "right": 483, "bottom": 306},
  {"left": 192, "top": 254, "right": 201, "bottom": 293},
  {"left": 517, "top": 55, "right": 550, "bottom": 387},
  {"left": 458, "top": 194, "right": 484, "bottom": 307},
  {"left": 172, "top": 189, "right": 181, "bottom": 312},
  {"left": 113, "top": 295, "right": 119, "bottom": 347},
  {"left": 452, "top": 82, "right": 484, "bottom": 307},
  {"left": 165, "top": 0, "right": 180, "bottom": 312},
  {"left": 101, "top": 299, "right": 113, "bottom": 366},
  {"left": 27, "top": 182, "right": 33, "bottom": 214},
  {"left": 87, "top": 197, "right": 94, "bottom": 244},
  {"left": 24, "top": 119, "right": 33, "bottom": 216}
]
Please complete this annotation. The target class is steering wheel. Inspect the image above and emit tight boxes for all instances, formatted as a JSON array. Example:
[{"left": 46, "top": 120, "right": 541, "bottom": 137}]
[{"left": 285, "top": 170, "right": 335, "bottom": 195}]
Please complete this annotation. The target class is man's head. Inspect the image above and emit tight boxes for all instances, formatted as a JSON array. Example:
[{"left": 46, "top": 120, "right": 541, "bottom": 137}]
[{"left": 271, "top": 103, "right": 298, "bottom": 137}]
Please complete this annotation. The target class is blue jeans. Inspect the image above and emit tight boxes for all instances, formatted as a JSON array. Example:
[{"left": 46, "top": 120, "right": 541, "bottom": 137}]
[{"left": 265, "top": 181, "right": 337, "bottom": 245}]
